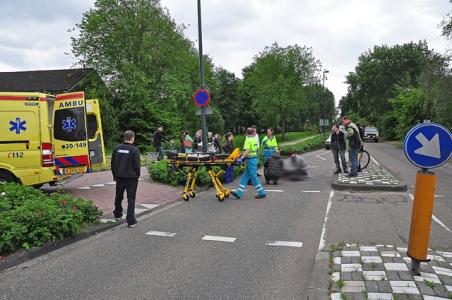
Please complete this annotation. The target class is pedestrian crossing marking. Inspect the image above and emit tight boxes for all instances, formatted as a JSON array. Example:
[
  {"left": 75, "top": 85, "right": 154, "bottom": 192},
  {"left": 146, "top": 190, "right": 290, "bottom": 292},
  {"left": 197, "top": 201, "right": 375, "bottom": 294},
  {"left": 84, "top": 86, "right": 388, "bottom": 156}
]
[
  {"left": 141, "top": 204, "right": 160, "bottom": 210},
  {"left": 265, "top": 241, "right": 303, "bottom": 248},
  {"left": 202, "top": 235, "right": 236, "bottom": 243}
]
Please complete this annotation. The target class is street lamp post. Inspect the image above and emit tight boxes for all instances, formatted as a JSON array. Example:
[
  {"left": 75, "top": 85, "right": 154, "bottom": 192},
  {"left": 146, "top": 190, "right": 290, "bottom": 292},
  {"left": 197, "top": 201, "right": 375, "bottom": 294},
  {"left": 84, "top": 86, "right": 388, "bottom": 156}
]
[
  {"left": 319, "top": 69, "right": 329, "bottom": 133},
  {"left": 197, "top": 0, "right": 208, "bottom": 152}
]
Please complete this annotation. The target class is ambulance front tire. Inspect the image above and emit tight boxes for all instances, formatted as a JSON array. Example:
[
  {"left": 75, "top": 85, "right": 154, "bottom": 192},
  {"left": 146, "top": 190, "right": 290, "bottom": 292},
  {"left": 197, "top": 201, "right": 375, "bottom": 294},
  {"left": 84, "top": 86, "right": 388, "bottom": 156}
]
[{"left": 0, "top": 170, "right": 18, "bottom": 184}]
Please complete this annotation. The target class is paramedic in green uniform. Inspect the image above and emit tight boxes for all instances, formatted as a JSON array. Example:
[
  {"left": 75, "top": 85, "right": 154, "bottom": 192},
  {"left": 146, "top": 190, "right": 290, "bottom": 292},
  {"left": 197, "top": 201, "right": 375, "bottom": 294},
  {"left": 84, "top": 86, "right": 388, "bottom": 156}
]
[{"left": 261, "top": 127, "right": 278, "bottom": 162}]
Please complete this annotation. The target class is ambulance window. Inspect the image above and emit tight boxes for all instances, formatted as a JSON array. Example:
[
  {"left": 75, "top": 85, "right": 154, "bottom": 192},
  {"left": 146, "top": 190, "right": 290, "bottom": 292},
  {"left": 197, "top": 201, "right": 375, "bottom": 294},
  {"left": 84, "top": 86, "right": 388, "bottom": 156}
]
[
  {"left": 87, "top": 114, "right": 98, "bottom": 139},
  {"left": 54, "top": 107, "right": 86, "bottom": 141}
]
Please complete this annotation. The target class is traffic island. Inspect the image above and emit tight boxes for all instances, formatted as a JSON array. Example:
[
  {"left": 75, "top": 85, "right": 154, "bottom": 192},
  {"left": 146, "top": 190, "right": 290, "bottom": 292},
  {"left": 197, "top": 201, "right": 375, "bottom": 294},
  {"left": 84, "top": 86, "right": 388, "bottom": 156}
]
[
  {"left": 326, "top": 243, "right": 452, "bottom": 300},
  {"left": 331, "top": 161, "right": 407, "bottom": 192}
]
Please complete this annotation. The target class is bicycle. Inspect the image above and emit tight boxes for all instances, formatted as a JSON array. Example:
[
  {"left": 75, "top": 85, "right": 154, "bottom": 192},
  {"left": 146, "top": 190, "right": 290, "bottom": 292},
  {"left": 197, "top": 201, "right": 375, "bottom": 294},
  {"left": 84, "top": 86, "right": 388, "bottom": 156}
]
[
  {"left": 144, "top": 140, "right": 176, "bottom": 168},
  {"left": 358, "top": 146, "right": 370, "bottom": 171}
]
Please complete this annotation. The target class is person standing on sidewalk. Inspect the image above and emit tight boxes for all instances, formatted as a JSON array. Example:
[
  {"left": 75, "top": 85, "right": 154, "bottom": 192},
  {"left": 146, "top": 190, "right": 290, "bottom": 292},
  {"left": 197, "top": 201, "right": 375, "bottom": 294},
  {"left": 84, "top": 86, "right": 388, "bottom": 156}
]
[
  {"left": 152, "top": 126, "right": 166, "bottom": 161},
  {"left": 342, "top": 116, "right": 362, "bottom": 177},
  {"left": 230, "top": 127, "right": 267, "bottom": 199},
  {"left": 331, "top": 124, "right": 348, "bottom": 174},
  {"left": 111, "top": 130, "right": 141, "bottom": 228}
]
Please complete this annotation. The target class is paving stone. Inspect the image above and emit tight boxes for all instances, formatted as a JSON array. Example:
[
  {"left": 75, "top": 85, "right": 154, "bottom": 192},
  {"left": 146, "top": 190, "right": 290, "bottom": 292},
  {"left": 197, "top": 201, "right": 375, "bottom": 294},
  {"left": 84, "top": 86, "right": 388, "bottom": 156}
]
[
  {"left": 382, "top": 257, "right": 395, "bottom": 263},
  {"left": 341, "top": 281, "right": 366, "bottom": 293},
  {"left": 433, "top": 284, "right": 450, "bottom": 297},
  {"left": 341, "top": 272, "right": 353, "bottom": 281},
  {"left": 334, "top": 257, "right": 342, "bottom": 265},
  {"left": 363, "top": 271, "right": 387, "bottom": 281},
  {"left": 360, "top": 246, "right": 378, "bottom": 252},
  {"left": 330, "top": 292, "right": 342, "bottom": 300},
  {"left": 439, "top": 275, "right": 452, "bottom": 285},
  {"left": 342, "top": 257, "right": 353, "bottom": 264},
  {"left": 424, "top": 296, "right": 452, "bottom": 300},
  {"left": 367, "top": 293, "right": 392, "bottom": 300},
  {"left": 351, "top": 257, "right": 362, "bottom": 264},
  {"left": 445, "top": 285, "right": 452, "bottom": 292},
  {"left": 437, "top": 251, "right": 452, "bottom": 258},
  {"left": 365, "top": 280, "right": 379, "bottom": 292},
  {"left": 386, "top": 271, "right": 400, "bottom": 281},
  {"left": 332, "top": 272, "right": 341, "bottom": 282},
  {"left": 376, "top": 281, "right": 392, "bottom": 293},
  {"left": 415, "top": 281, "right": 436, "bottom": 296},
  {"left": 390, "top": 280, "right": 420, "bottom": 294},
  {"left": 432, "top": 266, "right": 452, "bottom": 277},
  {"left": 363, "top": 263, "right": 385, "bottom": 271},
  {"left": 333, "top": 251, "right": 342, "bottom": 257},
  {"left": 427, "top": 255, "right": 446, "bottom": 262},
  {"left": 352, "top": 272, "right": 364, "bottom": 281},
  {"left": 362, "top": 256, "right": 383, "bottom": 264},
  {"left": 342, "top": 264, "right": 363, "bottom": 272},
  {"left": 385, "top": 263, "right": 409, "bottom": 271},
  {"left": 381, "top": 251, "right": 401, "bottom": 258},
  {"left": 392, "top": 257, "right": 406, "bottom": 263},
  {"left": 413, "top": 272, "right": 441, "bottom": 284},
  {"left": 399, "top": 271, "right": 414, "bottom": 280},
  {"left": 361, "top": 251, "right": 378, "bottom": 256}
]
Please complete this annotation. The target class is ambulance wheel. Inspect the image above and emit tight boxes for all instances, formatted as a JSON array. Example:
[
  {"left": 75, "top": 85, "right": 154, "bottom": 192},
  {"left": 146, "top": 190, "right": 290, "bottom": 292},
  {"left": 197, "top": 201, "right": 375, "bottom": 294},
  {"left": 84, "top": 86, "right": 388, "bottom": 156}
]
[
  {"left": 182, "top": 194, "right": 190, "bottom": 201},
  {"left": 189, "top": 192, "right": 196, "bottom": 198},
  {"left": 217, "top": 194, "right": 225, "bottom": 202},
  {"left": 0, "top": 171, "right": 17, "bottom": 184}
]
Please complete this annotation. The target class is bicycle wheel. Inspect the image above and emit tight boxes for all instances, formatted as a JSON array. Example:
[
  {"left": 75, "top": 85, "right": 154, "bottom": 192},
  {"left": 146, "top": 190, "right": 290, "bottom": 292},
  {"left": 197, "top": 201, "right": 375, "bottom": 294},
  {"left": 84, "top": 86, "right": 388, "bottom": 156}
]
[
  {"left": 359, "top": 150, "right": 370, "bottom": 170},
  {"left": 145, "top": 153, "right": 158, "bottom": 168}
]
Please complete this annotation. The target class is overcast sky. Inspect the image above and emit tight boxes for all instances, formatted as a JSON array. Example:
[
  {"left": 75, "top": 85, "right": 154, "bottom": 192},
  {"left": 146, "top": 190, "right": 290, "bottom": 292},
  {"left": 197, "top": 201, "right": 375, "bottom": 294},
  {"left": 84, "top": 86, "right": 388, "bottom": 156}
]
[{"left": 0, "top": 0, "right": 450, "bottom": 101}]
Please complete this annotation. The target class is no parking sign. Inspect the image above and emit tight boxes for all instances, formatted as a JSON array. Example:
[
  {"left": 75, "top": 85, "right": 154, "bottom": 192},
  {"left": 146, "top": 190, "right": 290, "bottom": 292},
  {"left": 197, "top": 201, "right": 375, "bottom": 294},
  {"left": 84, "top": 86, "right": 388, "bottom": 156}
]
[{"left": 193, "top": 89, "right": 210, "bottom": 107}]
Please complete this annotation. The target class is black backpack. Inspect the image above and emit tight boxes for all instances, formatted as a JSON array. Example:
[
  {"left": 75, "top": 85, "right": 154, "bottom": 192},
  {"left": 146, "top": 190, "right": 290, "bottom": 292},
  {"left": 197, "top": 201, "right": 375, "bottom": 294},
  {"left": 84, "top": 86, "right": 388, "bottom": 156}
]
[{"left": 348, "top": 126, "right": 362, "bottom": 150}]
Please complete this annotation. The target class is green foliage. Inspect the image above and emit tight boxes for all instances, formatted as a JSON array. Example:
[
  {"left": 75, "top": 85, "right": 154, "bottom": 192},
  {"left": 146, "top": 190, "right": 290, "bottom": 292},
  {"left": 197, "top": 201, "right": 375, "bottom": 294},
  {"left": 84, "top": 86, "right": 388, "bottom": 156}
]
[
  {"left": 0, "top": 184, "right": 102, "bottom": 254},
  {"left": 279, "top": 135, "right": 325, "bottom": 155},
  {"left": 147, "top": 160, "right": 241, "bottom": 186}
]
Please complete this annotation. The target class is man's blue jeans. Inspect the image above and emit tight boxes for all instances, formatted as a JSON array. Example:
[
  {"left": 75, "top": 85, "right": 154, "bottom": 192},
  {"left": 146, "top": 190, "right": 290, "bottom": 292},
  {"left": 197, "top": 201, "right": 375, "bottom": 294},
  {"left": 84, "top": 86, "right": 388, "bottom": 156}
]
[
  {"left": 348, "top": 148, "right": 359, "bottom": 175},
  {"left": 236, "top": 157, "right": 266, "bottom": 197},
  {"left": 156, "top": 146, "right": 164, "bottom": 161}
]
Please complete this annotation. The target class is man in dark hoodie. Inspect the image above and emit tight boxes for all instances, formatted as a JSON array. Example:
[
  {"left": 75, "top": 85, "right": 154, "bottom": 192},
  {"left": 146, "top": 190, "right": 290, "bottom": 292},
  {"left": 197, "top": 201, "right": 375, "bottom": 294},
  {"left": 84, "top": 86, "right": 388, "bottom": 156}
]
[
  {"left": 331, "top": 124, "right": 348, "bottom": 174},
  {"left": 264, "top": 150, "right": 283, "bottom": 184},
  {"left": 111, "top": 130, "right": 141, "bottom": 228}
]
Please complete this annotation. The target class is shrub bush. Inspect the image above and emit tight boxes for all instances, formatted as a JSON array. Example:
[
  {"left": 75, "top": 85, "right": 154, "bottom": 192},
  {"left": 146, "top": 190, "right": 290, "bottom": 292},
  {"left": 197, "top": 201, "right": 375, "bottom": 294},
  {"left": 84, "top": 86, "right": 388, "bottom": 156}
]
[
  {"left": 0, "top": 183, "right": 102, "bottom": 255},
  {"left": 279, "top": 134, "right": 325, "bottom": 155},
  {"left": 148, "top": 160, "right": 242, "bottom": 186}
]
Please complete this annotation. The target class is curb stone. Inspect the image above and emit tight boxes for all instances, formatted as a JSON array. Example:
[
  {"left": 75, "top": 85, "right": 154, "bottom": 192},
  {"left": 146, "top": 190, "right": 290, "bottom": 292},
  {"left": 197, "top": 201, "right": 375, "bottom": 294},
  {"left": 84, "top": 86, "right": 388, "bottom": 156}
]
[
  {"left": 307, "top": 251, "right": 330, "bottom": 299},
  {"left": 0, "top": 194, "right": 187, "bottom": 273}
]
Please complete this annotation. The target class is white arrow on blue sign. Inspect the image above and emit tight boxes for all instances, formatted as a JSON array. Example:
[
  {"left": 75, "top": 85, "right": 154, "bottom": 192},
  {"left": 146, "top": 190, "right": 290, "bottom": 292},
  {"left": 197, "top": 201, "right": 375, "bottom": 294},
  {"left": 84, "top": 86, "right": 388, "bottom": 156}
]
[{"left": 404, "top": 123, "right": 452, "bottom": 169}]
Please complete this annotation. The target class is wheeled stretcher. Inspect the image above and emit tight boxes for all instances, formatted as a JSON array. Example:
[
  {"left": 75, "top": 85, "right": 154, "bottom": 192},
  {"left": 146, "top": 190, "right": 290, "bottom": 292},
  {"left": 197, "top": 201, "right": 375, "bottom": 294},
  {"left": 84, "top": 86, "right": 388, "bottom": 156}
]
[{"left": 167, "top": 148, "right": 241, "bottom": 201}]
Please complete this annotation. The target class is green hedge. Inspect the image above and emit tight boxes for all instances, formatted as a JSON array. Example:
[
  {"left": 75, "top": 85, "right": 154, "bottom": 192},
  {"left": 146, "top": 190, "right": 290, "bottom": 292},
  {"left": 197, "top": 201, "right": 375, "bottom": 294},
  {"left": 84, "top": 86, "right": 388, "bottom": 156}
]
[
  {"left": 279, "top": 134, "right": 326, "bottom": 155},
  {"left": 0, "top": 184, "right": 102, "bottom": 254},
  {"left": 148, "top": 160, "right": 242, "bottom": 186}
]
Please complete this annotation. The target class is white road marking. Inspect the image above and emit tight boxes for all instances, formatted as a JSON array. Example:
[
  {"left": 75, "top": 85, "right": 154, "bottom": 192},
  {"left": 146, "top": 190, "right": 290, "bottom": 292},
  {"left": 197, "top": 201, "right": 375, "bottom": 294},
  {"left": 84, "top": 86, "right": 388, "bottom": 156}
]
[
  {"left": 370, "top": 156, "right": 380, "bottom": 166},
  {"left": 266, "top": 189, "right": 284, "bottom": 192},
  {"left": 145, "top": 231, "right": 176, "bottom": 237},
  {"left": 265, "top": 241, "right": 303, "bottom": 248},
  {"left": 408, "top": 194, "right": 451, "bottom": 233},
  {"left": 302, "top": 190, "right": 321, "bottom": 193},
  {"left": 141, "top": 204, "right": 160, "bottom": 210},
  {"left": 202, "top": 235, "right": 236, "bottom": 243},
  {"left": 91, "top": 184, "right": 105, "bottom": 187},
  {"left": 106, "top": 181, "right": 116, "bottom": 185},
  {"left": 134, "top": 208, "right": 148, "bottom": 214},
  {"left": 77, "top": 186, "right": 91, "bottom": 190},
  {"left": 315, "top": 154, "right": 326, "bottom": 161},
  {"left": 318, "top": 190, "right": 335, "bottom": 251},
  {"left": 307, "top": 165, "right": 318, "bottom": 168},
  {"left": 100, "top": 218, "right": 117, "bottom": 223}
]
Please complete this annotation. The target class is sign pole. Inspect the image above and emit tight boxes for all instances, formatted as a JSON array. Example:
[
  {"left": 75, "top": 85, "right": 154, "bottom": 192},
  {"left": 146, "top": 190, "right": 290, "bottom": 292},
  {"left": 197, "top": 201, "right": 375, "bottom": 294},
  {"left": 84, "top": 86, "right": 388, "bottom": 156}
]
[{"left": 197, "top": 0, "right": 208, "bottom": 153}]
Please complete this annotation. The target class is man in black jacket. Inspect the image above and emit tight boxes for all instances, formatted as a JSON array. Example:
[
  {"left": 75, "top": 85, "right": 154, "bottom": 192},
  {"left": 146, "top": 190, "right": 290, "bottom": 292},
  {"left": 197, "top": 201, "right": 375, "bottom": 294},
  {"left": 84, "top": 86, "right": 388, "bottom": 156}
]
[
  {"left": 111, "top": 130, "right": 141, "bottom": 228},
  {"left": 152, "top": 126, "right": 165, "bottom": 161},
  {"left": 331, "top": 124, "right": 348, "bottom": 174}
]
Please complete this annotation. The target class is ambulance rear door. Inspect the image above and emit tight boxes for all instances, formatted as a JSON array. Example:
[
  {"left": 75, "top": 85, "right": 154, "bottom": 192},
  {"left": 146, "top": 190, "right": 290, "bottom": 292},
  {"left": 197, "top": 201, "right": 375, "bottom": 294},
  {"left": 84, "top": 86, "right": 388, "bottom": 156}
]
[
  {"left": 53, "top": 92, "right": 90, "bottom": 176},
  {"left": 86, "top": 99, "right": 106, "bottom": 167}
]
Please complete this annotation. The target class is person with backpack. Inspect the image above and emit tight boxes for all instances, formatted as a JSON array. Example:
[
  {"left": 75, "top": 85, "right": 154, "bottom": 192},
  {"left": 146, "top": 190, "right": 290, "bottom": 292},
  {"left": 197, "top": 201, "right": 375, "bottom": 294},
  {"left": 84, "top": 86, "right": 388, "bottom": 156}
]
[{"left": 342, "top": 116, "right": 362, "bottom": 177}]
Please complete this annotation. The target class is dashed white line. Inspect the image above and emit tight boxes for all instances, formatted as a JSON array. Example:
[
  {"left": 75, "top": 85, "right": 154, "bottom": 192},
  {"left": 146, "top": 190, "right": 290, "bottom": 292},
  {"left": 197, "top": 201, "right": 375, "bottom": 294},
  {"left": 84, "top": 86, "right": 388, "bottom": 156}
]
[
  {"left": 302, "top": 190, "right": 321, "bottom": 193},
  {"left": 266, "top": 189, "right": 284, "bottom": 192},
  {"left": 315, "top": 154, "right": 327, "bottom": 161},
  {"left": 408, "top": 194, "right": 451, "bottom": 233},
  {"left": 318, "top": 190, "right": 335, "bottom": 251},
  {"left": 106, "top": 181, "right": 116, "bottom": 185},
  {"left": 91, "top": 184, "right": 105, "bottom": 187},
  {"left": 202, "top": 235, "right": 236, "bottom": 243},
  {"left": 265, "top": 241, "right": 303, "bottom": 248},
  {"left": 145, "top": 231, "right": 177, "bottom": 237},
  {"left": 77, "top": 186, "right": 91, "bottom": 190}
]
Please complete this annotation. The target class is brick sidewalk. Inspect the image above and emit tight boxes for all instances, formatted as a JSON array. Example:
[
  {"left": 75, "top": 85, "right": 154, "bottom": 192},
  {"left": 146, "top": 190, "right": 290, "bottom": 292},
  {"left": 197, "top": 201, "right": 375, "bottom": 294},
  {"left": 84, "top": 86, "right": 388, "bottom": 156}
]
[
  {"left": 329, "top": 244, "right": 452, "bottom": 299},
  {"left": 43, "top": 167, "right": 182, "bottom": 218}
]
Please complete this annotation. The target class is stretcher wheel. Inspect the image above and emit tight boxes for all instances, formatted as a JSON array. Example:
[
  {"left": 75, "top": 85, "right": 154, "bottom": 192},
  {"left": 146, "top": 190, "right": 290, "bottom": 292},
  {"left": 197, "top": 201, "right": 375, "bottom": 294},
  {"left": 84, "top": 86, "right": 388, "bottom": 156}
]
[
  {"left": 182, "top": 194, "right": 190, "bottom": 201},
  {"left": 216, "top": 194, "right": 225, "bottom": 202},
  {"left": 224, "top": 192, "right": 230, "bottom": 198},
  {"left": 189, "top": 192, "right": 196, "bottom": 198}
]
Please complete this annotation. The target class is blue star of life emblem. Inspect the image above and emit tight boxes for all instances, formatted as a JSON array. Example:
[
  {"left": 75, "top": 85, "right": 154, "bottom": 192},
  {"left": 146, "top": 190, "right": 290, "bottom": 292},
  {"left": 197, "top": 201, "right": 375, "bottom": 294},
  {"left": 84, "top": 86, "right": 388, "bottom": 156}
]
[
  {"left": 9, "top": 118, "right": 27, "bottom": 134},
  {"left": 62, "top": 117, "right": 77, "bottom": 132}
]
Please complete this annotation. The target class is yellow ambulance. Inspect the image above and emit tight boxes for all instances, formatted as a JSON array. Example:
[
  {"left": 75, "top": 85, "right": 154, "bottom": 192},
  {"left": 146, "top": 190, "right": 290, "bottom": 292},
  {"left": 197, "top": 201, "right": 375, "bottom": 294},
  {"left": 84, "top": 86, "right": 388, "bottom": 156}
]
[{"left": 0, "top": 91, "right": 106, "bottom": 186}]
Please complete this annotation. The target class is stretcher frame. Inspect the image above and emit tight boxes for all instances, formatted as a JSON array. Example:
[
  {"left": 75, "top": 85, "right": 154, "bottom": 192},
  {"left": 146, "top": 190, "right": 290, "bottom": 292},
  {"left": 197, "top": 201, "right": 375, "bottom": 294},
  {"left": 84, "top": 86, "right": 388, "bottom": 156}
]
[{"left": 168, "top": 148, "right": 241, "bottom": 201}]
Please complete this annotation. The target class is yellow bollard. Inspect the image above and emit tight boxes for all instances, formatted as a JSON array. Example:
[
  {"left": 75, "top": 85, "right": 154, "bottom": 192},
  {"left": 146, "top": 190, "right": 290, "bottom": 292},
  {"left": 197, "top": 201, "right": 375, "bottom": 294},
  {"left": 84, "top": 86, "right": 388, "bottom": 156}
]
[{"left": 407, "top": 170, "right": 437, "bottom": 274}]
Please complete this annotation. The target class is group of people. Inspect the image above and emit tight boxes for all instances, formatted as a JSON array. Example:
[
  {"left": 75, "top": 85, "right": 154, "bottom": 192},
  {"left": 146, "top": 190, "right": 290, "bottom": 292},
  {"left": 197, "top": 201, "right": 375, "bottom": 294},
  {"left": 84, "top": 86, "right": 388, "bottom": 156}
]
[{"left": 330, "top": 116, "right": 363, "bottom": 177}]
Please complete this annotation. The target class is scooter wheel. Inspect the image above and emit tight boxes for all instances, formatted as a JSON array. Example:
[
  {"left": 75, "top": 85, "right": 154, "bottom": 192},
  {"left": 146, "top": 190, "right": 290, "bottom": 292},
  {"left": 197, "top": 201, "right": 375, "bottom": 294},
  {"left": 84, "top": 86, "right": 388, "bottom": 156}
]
[
  {"left": 183, "top": 194, "right": 190, "bottom": 201},
  {"left": 189, "top": 192, "right": 196, "bottom": 198}
]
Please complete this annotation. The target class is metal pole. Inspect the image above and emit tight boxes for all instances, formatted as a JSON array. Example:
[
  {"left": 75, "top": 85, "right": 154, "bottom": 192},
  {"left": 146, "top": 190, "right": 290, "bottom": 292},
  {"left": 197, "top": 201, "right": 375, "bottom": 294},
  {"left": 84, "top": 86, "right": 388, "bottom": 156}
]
[{"left": 197, "top": 0, "right": 208, "bottom": 152}]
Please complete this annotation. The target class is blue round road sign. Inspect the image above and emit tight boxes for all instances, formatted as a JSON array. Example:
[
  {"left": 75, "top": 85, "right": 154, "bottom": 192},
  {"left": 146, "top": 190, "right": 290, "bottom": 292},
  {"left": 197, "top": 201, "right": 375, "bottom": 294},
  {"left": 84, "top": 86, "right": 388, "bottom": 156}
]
[
  {"left": 193, "top": 89, "right": 210, "bottom": 107},
  {"left": 404, "top": 123, "right": 452, "bottom": 169}
]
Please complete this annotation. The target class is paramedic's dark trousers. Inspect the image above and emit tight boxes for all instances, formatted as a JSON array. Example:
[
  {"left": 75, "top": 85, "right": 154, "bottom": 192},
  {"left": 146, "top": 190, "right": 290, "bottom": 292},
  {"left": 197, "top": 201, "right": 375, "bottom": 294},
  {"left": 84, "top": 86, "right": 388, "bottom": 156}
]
[{"left": 114, "top": 179, "right": 138, "bottom": 224}]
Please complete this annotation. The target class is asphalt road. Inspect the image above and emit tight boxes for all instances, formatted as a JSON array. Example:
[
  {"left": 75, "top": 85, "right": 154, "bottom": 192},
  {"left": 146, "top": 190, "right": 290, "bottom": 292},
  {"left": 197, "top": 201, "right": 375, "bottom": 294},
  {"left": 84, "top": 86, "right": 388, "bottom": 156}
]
[{"left": 0, "top": 143, "right": 450, "bottom": 300}]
